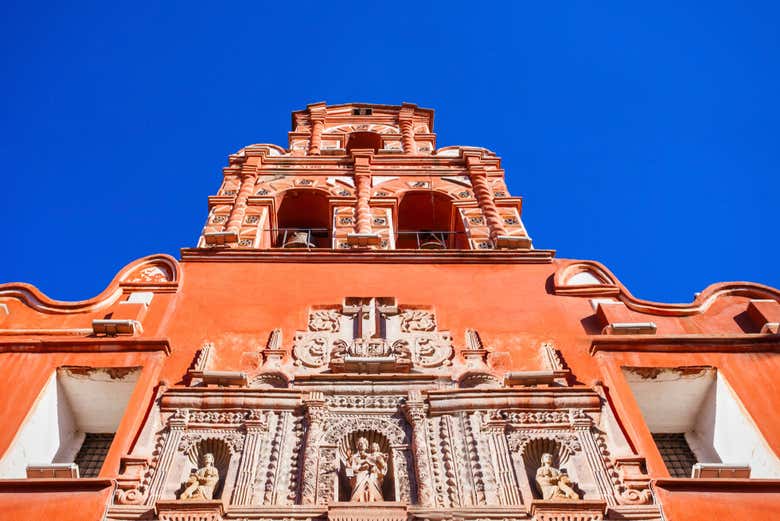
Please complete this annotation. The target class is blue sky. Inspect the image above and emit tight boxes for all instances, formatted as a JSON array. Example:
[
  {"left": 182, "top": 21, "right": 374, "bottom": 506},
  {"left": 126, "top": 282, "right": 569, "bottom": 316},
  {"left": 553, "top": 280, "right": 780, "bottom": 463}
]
[{"left": 1, "top": 2, "right": 778, "bottom": 303}]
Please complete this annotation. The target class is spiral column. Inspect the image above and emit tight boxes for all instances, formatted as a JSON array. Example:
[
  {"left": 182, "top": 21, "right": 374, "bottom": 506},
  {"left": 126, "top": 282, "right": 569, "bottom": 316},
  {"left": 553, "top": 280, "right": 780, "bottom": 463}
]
[
  {"left": 347, "top": 150, "right": 380, "bottom": 246},
  {"left": 466, "top": 152, "right": 506, "bottom": 244},
  {"left": 225, "top": 168, "right": 259, "bottom": 240},
  {"left": 400, "top": 119, "right": 415, "bottom": 155},
  {"left": 308, "top": 117, "right": 324, "bottom": 155}
]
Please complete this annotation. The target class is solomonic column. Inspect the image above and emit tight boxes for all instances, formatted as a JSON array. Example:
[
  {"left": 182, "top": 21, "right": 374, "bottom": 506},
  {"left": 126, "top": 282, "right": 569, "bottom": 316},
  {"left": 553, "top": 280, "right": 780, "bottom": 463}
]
[
  {"left": 223, "top": 166, "right": 259, "bottom": 244},
  {"left": 308, "top": 103, "right": 327, "bottom": 155},
  {"left": 464, "top": 152, "right": 525, "bottom": 249},
  {"left": 347, "top": 149, "right": 381, "bottom": 247}
]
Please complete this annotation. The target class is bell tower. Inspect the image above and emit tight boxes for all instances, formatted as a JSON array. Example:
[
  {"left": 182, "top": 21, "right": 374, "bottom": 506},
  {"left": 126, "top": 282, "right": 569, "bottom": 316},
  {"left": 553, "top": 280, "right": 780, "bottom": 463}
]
[{"left": 197, "top": 102, "right": 532, "bottom": 251}]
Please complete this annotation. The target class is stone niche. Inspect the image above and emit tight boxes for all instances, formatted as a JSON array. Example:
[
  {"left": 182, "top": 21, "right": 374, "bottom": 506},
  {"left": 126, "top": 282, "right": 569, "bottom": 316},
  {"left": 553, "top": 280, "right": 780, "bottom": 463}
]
[{"left": 301, "top": 411, "right": 416, "bottom": 506}]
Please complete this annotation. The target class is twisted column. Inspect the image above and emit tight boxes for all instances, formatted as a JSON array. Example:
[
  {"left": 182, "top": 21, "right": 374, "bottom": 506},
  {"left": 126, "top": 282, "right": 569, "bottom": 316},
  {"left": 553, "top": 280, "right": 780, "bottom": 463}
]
[
  {"left": 354, "top": 173, "right": 372, "bottom": 235},
  {"left": 466, "top": 153, "right": 506, "bottom": 243},
  {"left": 400, "top": 119, "right": 415, "bottom": 154},
  {"left": 347, "top": 150, "right": 380, "bottom": 246},
  {"left": 308, "top": 117, "right": 325, "bottom": 155},
  {"left": 225, "top": 169, "right": 258, "bottom": 239}
]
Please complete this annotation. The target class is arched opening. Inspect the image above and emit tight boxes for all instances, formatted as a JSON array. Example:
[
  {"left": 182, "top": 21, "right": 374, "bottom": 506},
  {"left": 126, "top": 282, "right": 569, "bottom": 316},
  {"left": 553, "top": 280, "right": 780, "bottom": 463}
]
[
  {"left": 396, "top": 191, "right": 466, "bottom": 249},
  {"left": 276, "top": 189, "right": 331, "bottom": 248},
  {"left": 346, "top": 132, "right": 382, "bottom": 153}
]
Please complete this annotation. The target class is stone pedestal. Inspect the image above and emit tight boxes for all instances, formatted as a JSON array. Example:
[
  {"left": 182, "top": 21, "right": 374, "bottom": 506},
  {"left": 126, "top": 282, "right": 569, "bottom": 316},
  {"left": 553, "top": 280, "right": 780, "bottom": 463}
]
[
  {"left": 155, "top": 500, "right": 225, "bottom": 521},
  {"left": 529, "top": 499, "right": 607, "bottom": 521},
  {"left": 328, "top": 501, "right": 407, "bottom": 521}
]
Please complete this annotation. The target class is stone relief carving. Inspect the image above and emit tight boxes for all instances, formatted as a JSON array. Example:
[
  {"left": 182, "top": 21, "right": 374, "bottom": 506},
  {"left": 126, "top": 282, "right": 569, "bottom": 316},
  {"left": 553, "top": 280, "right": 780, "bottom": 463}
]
[
  {"left": 535, "top": 453, "right": 579, "bottom": 500},
  {"left": 308, "top": 309, "right": 341, "bottom": 332},
  {"left": 346, "top": 437, "right": 388, "bottom": 502},
  {"left": 292, "top": 297, "right": 453, "bottom": 372},
  {"left": 399, "top": 310, "right": 436, "bottom": 332},
  {"left": 179, "top": 453, "right": 220, "bottom": 500},
  {"left": 179, "top": 431, "right": 245, "bottom": 454}
]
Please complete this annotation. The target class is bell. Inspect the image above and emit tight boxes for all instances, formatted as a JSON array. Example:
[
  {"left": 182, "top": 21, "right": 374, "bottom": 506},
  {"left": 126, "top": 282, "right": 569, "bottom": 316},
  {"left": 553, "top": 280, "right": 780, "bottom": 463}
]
[
  {"left": 283, "top": 231, "right": 315, "bottom": 248},
  {"left": 419, "top": 232, "right": 446, "bottom": 250}
]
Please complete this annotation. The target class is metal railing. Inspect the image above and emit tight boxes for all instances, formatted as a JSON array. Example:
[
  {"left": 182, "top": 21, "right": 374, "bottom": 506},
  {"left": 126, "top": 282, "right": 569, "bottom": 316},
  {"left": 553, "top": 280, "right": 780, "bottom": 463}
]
[
  {"left": 272, "top": 228, "right": 330, "bottom": 248},
  {"left": 395, "top": 230, "right": 467, "bottom": 250},
  {"left": 263, "top": 228, "right": 472, "bottom": 250}
]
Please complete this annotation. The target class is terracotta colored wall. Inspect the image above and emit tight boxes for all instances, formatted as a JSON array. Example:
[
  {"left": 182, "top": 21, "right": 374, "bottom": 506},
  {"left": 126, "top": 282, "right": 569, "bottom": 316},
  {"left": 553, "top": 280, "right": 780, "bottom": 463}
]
[{"left": 0, "top": 479, "right": 114, "bottom": 521}]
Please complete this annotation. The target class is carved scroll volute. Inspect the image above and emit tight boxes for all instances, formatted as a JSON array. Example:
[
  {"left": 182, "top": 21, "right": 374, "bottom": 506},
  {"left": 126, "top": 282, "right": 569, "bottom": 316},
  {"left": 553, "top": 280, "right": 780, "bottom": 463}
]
[
  {"left": 402, "top": 392, "right": 434, "bottom": 506},
  {"left": 301, "top": 393, "right": 327, "bottom": 504}
]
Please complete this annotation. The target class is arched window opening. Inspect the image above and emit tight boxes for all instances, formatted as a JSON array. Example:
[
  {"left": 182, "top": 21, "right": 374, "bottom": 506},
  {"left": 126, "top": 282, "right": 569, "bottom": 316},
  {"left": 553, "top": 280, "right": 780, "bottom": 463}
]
[
  {"left": 396, "top": 191, "right": 466, "bottom": 249},
  {"left": 276, "top": 189, "right": 331, "bottom": 248},
  {"left": 346, "top": 132, "right": 382, "bottom": 153}
]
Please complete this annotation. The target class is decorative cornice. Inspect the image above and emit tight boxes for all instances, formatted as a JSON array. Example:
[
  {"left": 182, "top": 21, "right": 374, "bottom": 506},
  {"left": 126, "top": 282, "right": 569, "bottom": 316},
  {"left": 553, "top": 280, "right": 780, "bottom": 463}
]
[
  {"left": 590, "top": 334, "right": 780, "bottom": 354},
  {"left": 0, "top": 337, "right": 171, "bottom": 355},
  {"left": 0, "top": 478, "right": 115, "bottom": 492},
  {"left": 426, "top": 386, "right": 601, "bottom": 414},
  {"left": 160, "top": 387, "right": 302, "bottom": 411},
  {"left": 180, "top": 248, "right": 555, "bottom": 264},
  {"left": 652, "top": 478, "right": 780, "bottom": 492}
]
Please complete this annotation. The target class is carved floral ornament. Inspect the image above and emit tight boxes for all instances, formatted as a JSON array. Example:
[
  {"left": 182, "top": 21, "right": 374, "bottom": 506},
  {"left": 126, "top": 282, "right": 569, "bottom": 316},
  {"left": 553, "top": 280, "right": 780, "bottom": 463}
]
[{"left": 292, "top": 297, "right": 454, "bottom": 372}]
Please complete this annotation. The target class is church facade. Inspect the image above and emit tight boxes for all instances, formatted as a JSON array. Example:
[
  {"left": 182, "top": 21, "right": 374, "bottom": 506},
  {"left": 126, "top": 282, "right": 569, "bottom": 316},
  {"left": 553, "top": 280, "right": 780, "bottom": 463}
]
[{"left": 0, "top": 103, "right": 778, "bottom": 521}]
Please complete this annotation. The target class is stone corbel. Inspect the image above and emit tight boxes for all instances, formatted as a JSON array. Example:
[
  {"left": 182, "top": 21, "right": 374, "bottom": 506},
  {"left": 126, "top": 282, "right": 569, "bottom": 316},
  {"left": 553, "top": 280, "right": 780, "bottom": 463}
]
[
  {"left": 613, "top": 457, "right": 653, "bottom": 505},
  {"left": 114, "top": 455, "right": 150, "bottom": 505}
]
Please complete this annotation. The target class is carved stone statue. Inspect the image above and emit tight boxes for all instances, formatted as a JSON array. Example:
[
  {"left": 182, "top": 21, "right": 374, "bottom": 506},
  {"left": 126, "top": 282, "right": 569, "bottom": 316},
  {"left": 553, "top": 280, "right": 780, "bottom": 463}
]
[
  {"left": 535, "top": 453, "right": 578, "bottom": 500},
  {"left": 180, "top": 453, "right": 220, "bottom": 500},
  {"left": 346, "top": 437, "right": 387, "bottom": 502}
]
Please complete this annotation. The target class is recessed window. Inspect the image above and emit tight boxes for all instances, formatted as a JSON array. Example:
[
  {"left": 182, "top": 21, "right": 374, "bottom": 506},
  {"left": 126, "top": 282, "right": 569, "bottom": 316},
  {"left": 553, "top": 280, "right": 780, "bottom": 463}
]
[
  {"left": 622, "top": 366, "right": 780, "bottom": 478},
  {"left": 73, "top": 433, "right": 115, "bottom": 478},
  {"left": 652, "top": 433, "right": 698, "bottom": 478},
  {"left": 0, "top": 366, "right": 141, "bottom": 478},
  {"left": 352, "top": 108, "right": 373, "bottom": 115}
]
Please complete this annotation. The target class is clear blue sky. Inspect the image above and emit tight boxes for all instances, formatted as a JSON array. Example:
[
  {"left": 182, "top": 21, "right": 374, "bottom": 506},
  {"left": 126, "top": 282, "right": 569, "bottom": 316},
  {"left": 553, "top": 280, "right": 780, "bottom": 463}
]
[{"left": 1, "top": 2, "right": 778, "bottom": 303}]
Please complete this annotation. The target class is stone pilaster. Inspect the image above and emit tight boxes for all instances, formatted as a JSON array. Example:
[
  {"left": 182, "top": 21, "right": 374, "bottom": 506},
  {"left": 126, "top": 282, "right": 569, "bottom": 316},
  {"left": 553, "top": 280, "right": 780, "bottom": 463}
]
[
  {"left": 402, "top": 394, "right": 435, "bottom": 506},
  {"left": 482, "top": 415, "right": 522, "bottom": 506},
  {"left": 231, "top": 413, "right": 267, "bottom": 505},
  {"left": 300, "top": 392, "right": 327, "bottom": 504},
  {"left": 146, "top": 411, "right": 188, "bottom": 505}
]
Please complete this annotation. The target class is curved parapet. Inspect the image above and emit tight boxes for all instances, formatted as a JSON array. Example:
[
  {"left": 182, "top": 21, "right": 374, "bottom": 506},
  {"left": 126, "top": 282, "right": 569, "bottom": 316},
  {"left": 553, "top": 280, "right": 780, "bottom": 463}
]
[
  {"left": 554, "top": 259, "right": 780, "bottom": 317},
  {"left": 0, "top": 254, "right": 180, "bottom": 315}
]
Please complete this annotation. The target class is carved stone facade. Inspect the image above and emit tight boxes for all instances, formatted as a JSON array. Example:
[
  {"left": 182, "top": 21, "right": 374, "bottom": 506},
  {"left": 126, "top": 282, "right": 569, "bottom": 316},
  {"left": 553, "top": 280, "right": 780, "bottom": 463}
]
[{"left": 9, "top": 103, "right": 771, "bottom": 521}]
